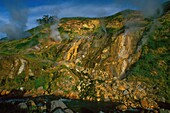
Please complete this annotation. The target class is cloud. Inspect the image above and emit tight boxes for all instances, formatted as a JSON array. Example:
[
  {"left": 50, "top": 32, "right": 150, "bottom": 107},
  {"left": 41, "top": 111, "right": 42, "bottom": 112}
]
[
  {"left": 30, "top": 5, "right": 60, "bottom": 17},
  {"left": 27, "top": 4, "right": 61, "bottom": 30},
  {"left": 0, "top": 15, "right": 9, "bottom": 23},
  {"left": 26, "top": 2, "right": 121, "bottom": 30},
  {"left": 0, "top": 33, "right": 6, "bottom": 39},
  {"left": 59, "top": 4, "right": 121, "bottom": 17},
  {"left": 29, "top": 2, "right": 121, "bottom": 18}
]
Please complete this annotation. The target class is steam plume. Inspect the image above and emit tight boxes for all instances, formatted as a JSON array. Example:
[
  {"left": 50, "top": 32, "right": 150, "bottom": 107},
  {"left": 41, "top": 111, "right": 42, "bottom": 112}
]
[
  {"left": 50, "top": 17, "right": 62, "bottom": 41},
  {"left": 0, "top": 0, "right": 30, "bottom": 40},
  {"left": 132, "top": 0, "right": 163, "bottom": 18},
  {"left": 98, "top": 9, "right": 107, "bottom": 38},
  {"left": 122, "top": 0, "right": 164, "bottom": 52}
]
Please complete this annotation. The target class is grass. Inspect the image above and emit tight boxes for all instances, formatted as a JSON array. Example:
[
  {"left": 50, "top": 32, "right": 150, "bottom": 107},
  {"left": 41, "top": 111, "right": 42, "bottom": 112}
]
[
  {"left": 34, "top": 74, "right": 50, "bottom": 90},
  {"left": 127, "top": 14, "right": 170, "bottom": 102}
]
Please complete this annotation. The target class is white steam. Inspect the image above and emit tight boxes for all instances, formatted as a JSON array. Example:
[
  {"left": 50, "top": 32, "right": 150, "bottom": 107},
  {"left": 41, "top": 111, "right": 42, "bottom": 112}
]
[
  {"left": 50, "top": 19, "right": 62, "bottom": 41},
  {"left": 0, "top": 0, "right": 30, "bottom": 40},
  {"left": 50, "top": 19, "right": 70, "bottom": 41},
  {"left": 122, "top": 0, "right": 164, "bottom": 52},
  {"left": 132, "top": 0, "right": 163, "bottom": 18}
]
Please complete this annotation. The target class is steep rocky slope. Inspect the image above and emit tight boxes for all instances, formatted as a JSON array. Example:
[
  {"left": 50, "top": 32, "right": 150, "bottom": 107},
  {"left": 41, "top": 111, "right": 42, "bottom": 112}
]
[{"left": 0, "top": 7, "right": 169, "bottom": 110}]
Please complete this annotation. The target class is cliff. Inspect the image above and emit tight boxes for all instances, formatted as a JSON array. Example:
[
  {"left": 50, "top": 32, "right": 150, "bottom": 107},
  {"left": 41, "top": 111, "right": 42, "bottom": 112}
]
[{"left": 0, "top": 8, "right": 169, "bottom": 109}]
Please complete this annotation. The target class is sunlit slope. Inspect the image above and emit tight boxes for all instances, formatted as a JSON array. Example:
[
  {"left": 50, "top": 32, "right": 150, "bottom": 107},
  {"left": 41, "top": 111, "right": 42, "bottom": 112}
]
[{"left": 0, "top": 6, "right": 169, "bottom": 109}]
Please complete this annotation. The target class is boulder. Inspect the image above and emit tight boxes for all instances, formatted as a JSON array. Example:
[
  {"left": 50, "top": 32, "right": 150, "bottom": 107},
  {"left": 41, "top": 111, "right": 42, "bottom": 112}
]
[
  {"left": 116, "top": 104, "right": 127, "bottom": 111},
  {"left": 141, "top": 98, "right": 149, "bottom": 109},
  {"left": 50, "top": 100, "right": 67, "bottom": 112},
  {"left": 18, "top": 102, "right": 28, "bottom": 109},
  {"left": 52, "top": 108, "right": 65, "bottom": 113},
  {"left": 36, "top": 86, "right": 45, "bottom": 95},
  {"left": 27, "top": 100, "right": 37, "bottom": 110}
]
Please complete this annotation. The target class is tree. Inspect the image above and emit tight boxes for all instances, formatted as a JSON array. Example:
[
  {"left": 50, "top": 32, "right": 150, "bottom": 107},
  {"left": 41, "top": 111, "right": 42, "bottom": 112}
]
[{"left": 36, "top": 15, "right": 58, "bottom": 25}]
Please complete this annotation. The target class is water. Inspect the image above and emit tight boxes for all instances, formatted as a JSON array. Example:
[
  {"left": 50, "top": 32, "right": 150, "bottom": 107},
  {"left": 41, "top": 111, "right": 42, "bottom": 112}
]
[{"left": 0, "top": 95, "right": 163, "bottom": 113}]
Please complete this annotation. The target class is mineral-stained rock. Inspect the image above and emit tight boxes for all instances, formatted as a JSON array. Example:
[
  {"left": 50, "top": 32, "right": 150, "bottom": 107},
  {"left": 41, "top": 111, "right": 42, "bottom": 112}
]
[
  {"left": 1, "top": 90, "right": 8, "bottom": 95},
  {"left": 118, "top": 85, "right": 126, "bottom": 91},
  {"left": 133, "top": 89, "right": 147, "bottom": 100},
  {"left": 36, "top": 86, "right": 45, "bottom": 95},
  {"left": 67, "top": 91, "right": 79, "bottom": 99},
  {"left": 140, "top": 97, "right": 159, "bottom": 109},
  {"left": 116, "top": 104, "right": 127, "bottom": 111},
  {"left": 148, "top": 99, "right": 159, "bottom": 109},
  {"left": 53, "top": 90, "right": 65, "bottom": 97},
  {"left": 23, "top": 91, "right": 32, "bottom": 97},
  {"left": 141, "top": 98, "right": 149, "bottom": 109}
]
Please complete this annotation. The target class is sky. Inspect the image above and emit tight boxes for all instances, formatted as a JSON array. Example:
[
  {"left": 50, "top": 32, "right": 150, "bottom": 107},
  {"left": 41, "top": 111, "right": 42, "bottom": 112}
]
[{"left": 0, "top": 0, "right": 168, "bottom": 38}]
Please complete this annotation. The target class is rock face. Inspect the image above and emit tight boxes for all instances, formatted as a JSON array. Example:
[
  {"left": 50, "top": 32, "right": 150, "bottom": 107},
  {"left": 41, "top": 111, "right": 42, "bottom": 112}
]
[{"left": 0, "top": 7, "right": 169, "bottom": 110}]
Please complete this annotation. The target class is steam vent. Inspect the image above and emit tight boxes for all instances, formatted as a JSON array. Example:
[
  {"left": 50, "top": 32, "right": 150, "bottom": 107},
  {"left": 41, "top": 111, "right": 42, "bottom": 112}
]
[{"left": 0, "top": 1, "right": 169, "bottom": 113}]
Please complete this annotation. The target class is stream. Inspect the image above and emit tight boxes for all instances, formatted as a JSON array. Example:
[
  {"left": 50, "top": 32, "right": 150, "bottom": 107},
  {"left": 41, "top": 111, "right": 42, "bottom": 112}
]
[{"left": 1, "top": 95, "right": 168, "bottom": 113}]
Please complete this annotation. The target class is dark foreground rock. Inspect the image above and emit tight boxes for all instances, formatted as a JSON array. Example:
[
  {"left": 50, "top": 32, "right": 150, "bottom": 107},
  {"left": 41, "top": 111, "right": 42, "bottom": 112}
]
[
  {"left": 0, "top": 2, "right": 169, "bottom": 113},
  {"left": 0, "top": 96, "right": 170, "bottom": 113}
]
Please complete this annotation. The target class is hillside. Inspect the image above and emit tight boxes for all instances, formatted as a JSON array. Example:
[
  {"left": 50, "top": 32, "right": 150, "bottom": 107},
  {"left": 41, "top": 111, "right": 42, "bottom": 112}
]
[{"left": 0, "top": 6, "right": 169, "bottom": 111}]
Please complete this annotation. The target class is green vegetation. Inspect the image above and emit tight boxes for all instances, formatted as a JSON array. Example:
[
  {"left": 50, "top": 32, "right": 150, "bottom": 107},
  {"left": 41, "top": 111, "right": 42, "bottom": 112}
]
[
  {"left": 127, "top": 13, "right": 170, "bottom": 102},
  {"left": 34, "top": 74, "right": 50, "bottom": 90},
  {"left": 0, "top": 7, "right": 169, "bottom": 105}
]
